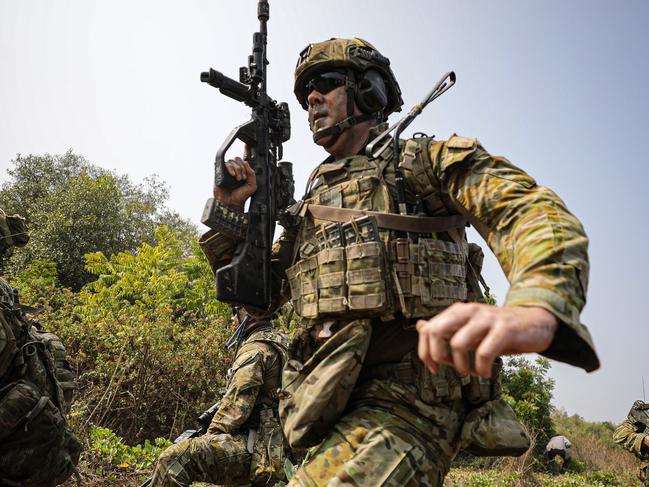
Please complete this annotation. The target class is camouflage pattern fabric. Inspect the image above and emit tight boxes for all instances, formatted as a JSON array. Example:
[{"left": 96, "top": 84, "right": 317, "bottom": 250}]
[
  {"left": 150, "top": 326, "right": 287, "bottom": 486},
  {"left": 613, "top": 418, "right": 649, "bottom": 485},
  {"left": 288, "top": 378, "right": 465, "bottom": 487},
  {"left": 280, "top": 319, "right": 371, "bottom": 448},
  {"left": 150, "top": 432, "right": 251, "bottom": 487},
  {"left": 459, "top": 398, "right": 530, "bottom": 457}
]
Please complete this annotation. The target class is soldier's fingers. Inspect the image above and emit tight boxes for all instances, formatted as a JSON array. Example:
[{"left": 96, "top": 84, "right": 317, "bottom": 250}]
[
  {"left": 425, "top": 302, "right": 479, "bottom": 337},
  {"left": 473, "top": 326, "right": 509, "bottom": 379},
  {"left": 429, "top": 333, "right": 453, "bottom": 369},
  {"left": 417, "top": 328, "right": 437, "bottom": 373},
  {"left": 449, "top": 318, "right": 491, "bottom": 376},
  {"left": 416, "top": 317, "right": 452, "bottom": 371},
  {"left": 225, "top": 158, "right": 246, "bottom": 180},
  {"left": 243, "top": 161, "right": 256, "bottom": 188},
  {"left": 225, "top": 161, "right": 237, "bottom": 177},
  {"left": 234, "top": 157, "right": 247, "bottom": 181}
]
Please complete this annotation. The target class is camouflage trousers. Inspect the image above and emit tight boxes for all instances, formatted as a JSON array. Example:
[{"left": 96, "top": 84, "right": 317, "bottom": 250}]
[
  {"left": 288, "top": 379, "right": 467, "bottom": 487},
  {"left": 150, "top": 432, "right": 251, "bottom": 487},
  {"left": 640, "top": 463, "right": 649, "bottom": 486}
]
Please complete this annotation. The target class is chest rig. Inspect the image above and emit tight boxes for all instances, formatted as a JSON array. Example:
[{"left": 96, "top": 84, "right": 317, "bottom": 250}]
[{"left": 286, "top": 138, "right": 471, "bottom": 322}]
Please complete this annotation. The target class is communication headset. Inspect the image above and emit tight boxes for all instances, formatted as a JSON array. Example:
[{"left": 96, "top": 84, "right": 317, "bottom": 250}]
[{"left": 354, "top": 69, "right": 389, "bottom": 117}]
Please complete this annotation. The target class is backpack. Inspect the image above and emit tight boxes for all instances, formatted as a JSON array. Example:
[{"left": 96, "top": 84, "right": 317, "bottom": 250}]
[{"left": 0, "top": 278, "right": 81, "bottom": 487}]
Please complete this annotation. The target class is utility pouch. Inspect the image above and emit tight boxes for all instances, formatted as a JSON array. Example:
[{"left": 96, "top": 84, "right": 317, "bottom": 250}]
[
  {"left": 279, "top": 319, "right": 371, "bottom": 448},
  {"left": 32, "top": 328, "right": 76, "bottom": 414},
  {"left": 459, "top": 398, "right": 530, "bottom": 457},
  {"left": 286, "top": 253, "right": 319, "bottom": 319},
  {"left": 315, "top": 223, "right": 347, "bottom": 314},
  {"left": 459, "top": 358, "right": 529, "bottom": 457},
  {"left": 250, "top": 408, "right": 285, "bottom": 484},
  {"left": 412, "top": 355, "right": 463, "bottom": 405},
  {"left": 462, "top": 357, "right": 503, "bottom": 405},
  {"left": 388, "top": 237, "right": 468, "bottom": 321},
  {"left": 416, "top": 238, "right": 468, "bottom": 308},
  {"left": 0, "top": 380, "right": 82, "bottom": 487},
  {"left": 346, "top": 241, "right": 388, "bottom": 312}
]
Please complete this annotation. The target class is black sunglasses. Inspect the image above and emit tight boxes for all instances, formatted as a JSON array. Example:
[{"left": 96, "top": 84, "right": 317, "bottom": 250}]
[{"left": 303, "top": 72, "right": 346, "bottom": 100}]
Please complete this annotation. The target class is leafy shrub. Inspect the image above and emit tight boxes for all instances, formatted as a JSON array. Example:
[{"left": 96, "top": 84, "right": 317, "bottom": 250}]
[
  {"left": 12, "top": 226, "right": 235, "bottom": 444},
  {"left": 502, "top": 357, "right": 555, "bottom": 452},
  {"left": 89, "top": 426, "right": 171, "bottom": 474}
]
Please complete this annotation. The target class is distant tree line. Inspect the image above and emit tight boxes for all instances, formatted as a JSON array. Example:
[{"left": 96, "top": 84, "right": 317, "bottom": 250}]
[{"left": 0, "top": 150, "right": 195, "bottom": 289}]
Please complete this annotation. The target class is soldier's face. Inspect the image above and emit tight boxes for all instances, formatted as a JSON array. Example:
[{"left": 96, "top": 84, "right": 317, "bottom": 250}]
[{"left": 307, "top": 85, "right": 349, "bottom": 140}]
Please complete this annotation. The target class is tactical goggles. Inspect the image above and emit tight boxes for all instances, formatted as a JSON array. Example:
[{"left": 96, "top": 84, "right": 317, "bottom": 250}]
[{"left": 302, "top": 71, "right": 346, "bottom": 102}]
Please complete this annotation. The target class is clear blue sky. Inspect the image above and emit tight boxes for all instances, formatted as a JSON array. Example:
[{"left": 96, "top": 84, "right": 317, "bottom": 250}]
[{"left": 1, "top": 0, "right": 647, "bottom": 423}]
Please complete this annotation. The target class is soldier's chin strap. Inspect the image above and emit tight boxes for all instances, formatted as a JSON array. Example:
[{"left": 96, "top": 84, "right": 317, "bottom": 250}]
[
  {"left": 313, "top": 113, "right": 376, "bottom": 147},
  {"left": 313, "top": 69, "right": 378, "bottom": 148}
]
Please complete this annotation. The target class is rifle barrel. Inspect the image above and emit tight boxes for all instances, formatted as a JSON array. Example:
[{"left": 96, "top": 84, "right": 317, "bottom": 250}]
[{"left": 201, "top": 68, "right": 253, "bottom": 104}]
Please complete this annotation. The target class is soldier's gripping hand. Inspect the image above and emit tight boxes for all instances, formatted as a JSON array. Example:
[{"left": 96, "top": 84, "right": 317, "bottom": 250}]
[
  {"left": 643, "top": 435, "right": 649, "bottom": 448},
  {"left": 416, "top": 303, "right": 558, "bottom": 379},
  {"left": 214, "top": 147, "right": 257, "bottom": 210}
]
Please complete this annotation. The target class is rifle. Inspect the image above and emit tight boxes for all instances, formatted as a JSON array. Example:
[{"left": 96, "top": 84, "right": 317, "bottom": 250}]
[
  {"left": 200, "top": 0, "right": 293, "bottom": 311},
  {"left": 139, "top": 401, "right": 221, "bottom": 487}
]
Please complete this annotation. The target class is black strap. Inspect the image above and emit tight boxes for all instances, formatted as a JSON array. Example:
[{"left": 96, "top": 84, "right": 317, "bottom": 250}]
[{"left": 313, "top": 113, "right": 376, "bottom": 146}]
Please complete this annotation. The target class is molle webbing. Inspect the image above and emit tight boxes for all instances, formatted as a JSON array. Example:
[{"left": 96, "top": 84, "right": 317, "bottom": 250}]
[{"left": 304, "top": 203, "right": 467, "bottom": 233}]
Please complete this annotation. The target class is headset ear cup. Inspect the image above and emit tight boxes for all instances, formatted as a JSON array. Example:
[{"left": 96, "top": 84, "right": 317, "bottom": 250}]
[{"left": 355, "top": 70, "right": 388, "bottom": 115}]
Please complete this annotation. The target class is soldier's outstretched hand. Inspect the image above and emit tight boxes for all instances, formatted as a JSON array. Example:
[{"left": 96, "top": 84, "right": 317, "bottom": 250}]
[
  {"left": 213, "top": 147, "right": 257, "bottom": 210},
  {"left": 416, "top": 303, "right": 559, "bottom": 379}
]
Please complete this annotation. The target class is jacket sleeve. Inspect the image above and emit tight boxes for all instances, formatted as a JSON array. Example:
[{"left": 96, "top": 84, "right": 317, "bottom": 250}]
[
  {"left": 208, "top": 341, "right": 269, "bottom": 434},
  {"left": 614, "top": 419, "right": 648, "bottom": 457},
  {"left": 407, "top": 135, "right": 597, "bottom": 371}
]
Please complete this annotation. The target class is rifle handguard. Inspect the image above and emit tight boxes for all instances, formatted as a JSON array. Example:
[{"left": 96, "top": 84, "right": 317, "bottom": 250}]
[{"left": 201, "top": 198, "right": 249, "bottom": 240}]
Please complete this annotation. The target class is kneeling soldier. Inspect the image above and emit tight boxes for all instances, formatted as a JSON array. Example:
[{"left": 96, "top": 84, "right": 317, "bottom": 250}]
[
  {"left": 150, "top": 308, "right": 289, "bottom": 486},
  {"left": 613, "top": 400, "right": 649, "bottom": 486}
]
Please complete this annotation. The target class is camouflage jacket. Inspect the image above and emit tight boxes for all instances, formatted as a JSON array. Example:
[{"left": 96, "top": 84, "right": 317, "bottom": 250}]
[
  {"left": 201, "top": 132, "right": 597, "bottom": 372},
  {"left": 208, "top": 325, "right": 287, "bottom": 435},
  {"left": 614, "top": 418, "right": 649, "bottom": 463}
]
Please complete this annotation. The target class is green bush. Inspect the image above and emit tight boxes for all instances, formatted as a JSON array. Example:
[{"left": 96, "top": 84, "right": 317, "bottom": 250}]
[
  {"left": 502, "top": 357, "right": 556, "bottom": 452},
  {"left": 89, "top": 426, "right": 171, "bottom": 474},
  {"left": 12, "top": 226, "right": 234, "bottom": 443}
]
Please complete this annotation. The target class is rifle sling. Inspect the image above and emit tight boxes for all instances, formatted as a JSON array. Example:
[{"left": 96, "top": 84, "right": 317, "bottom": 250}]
[{"left": 304, "top": 204, "right": 467, "bottom": 233}]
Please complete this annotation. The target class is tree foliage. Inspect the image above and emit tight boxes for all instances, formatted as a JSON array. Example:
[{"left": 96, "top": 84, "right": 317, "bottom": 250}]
[
  {"left": 502, "top": 356, "right": 556, "bottom": 451},
  {"left": 0, "top": 150, "right": 195, "bottom": 289}
]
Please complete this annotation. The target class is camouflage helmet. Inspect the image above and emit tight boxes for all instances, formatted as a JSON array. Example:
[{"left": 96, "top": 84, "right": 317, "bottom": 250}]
[
  {"left": 294, "top": 37, "right": 403, "bottom": 116},
  {"left": 628, "top": 400, "right": 649, "bottom": 423},
  {"left": 0, "top": 210, "right": 28, "bottom": 258}
]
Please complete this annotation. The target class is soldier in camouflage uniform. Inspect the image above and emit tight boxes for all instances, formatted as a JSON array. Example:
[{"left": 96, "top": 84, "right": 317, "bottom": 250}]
[
  {"left": 0, "top": 209, "right": 81, "bottom": 487},
  {"left": 150, "top": 308, "right": 289, "bottom": 486},
  {"left": 201, "top": 38, "right": 598, "bottom": 486},
  {"left": 613, "top": 401, "right": 649, "bottom": 485}
]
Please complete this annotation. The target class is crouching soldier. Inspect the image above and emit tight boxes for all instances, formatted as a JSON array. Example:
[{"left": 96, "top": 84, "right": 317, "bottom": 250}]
[
  {"left": 544, "top": 435, "right": 572, "bottom": 474},
  {"left": 613, "top": 400, "right": 649, "bottom": 486},
  {"left": 150, "top": 308, "right": 290, "bottom": 486}
]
